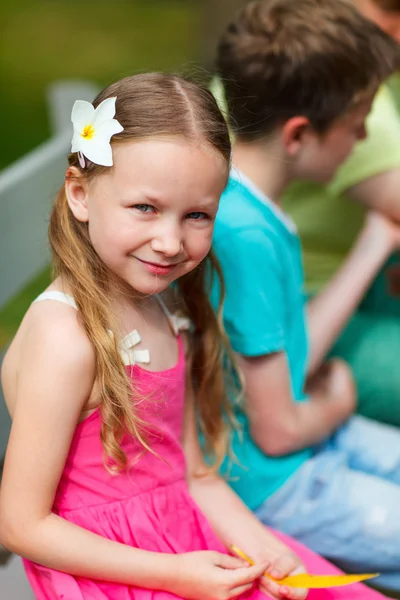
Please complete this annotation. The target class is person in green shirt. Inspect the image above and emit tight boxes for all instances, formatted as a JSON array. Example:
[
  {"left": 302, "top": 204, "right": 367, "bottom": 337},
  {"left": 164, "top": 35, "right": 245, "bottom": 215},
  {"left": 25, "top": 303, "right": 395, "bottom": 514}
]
[{"left": 282, "top": 0, "right": 400, "bottom": 426}]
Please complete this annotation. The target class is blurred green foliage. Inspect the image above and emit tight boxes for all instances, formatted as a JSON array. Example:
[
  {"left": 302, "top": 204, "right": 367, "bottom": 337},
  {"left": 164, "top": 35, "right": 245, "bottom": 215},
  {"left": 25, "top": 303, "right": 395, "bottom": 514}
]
[
  {"left": 0, "top": 0, "right": 199, "bottom": 170},
  {"left": 0, "top": 0, "right": 199, "bottom": 346},
  {"left": 0, "top": 267, "right": 52, "bottom": 348}
]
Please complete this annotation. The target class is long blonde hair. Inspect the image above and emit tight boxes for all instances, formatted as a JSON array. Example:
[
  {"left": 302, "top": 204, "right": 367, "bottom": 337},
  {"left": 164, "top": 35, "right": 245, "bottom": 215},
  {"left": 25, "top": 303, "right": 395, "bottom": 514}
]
[{"left": 49, "top": 73, "right": 235, "bottom": 470}]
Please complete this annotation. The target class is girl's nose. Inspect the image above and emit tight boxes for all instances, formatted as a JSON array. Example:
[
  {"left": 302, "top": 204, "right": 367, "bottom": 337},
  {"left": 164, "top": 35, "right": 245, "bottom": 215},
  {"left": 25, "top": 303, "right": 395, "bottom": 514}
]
[{"left": 151, "top": 226, "right": 183, "bottom": 257}]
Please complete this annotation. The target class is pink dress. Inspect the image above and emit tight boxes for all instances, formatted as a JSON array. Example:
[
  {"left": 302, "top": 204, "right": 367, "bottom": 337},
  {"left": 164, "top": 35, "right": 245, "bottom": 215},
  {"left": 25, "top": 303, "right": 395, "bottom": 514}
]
[{"left": 23, "top": 293, "right": 385, "bottom": 599}]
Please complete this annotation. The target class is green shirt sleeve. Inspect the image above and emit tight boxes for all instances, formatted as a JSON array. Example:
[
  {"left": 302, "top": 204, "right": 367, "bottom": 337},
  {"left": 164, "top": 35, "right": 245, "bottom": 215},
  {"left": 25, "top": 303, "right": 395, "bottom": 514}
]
[{"left": 329, "top": 83, "right": 400, "bottom": 196}]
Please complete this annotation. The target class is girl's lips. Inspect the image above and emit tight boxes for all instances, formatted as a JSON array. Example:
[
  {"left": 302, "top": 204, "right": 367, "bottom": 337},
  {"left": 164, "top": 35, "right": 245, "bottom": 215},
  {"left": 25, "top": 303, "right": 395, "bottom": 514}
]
[{"left": 136, "top": 258, "right": 179, "bottom": 275}]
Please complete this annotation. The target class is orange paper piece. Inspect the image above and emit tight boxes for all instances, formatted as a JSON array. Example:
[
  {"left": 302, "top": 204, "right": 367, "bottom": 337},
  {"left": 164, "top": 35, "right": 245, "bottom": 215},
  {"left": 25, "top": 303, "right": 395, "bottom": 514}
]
[{"left": 229, "top": 545, "right": 379, "bottom": 589}]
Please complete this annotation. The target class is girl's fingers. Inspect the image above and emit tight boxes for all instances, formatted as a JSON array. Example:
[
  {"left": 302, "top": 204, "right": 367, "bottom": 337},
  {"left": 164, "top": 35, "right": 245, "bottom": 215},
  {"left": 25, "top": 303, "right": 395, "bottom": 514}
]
[
  {"left": 216, "top": 553, "right": 248, "bottom": 570},
  {"left": 261, "top": 581, "right": 308, "bottom": 600},
  {"left": 262, "top": 557, "right": 307, "bottom": 600},
  {"left": 230, "top": 562, "right": 270, "bottom": 586},
  {"left": 268, "top": 553, "right": 300, "bottom": 580},
  {"left": 261, "top": 579, "right": 307, "bottom": 600},
  {"left": 260, "top": 579, "right": 284, "bottom": 599},
  {"left": 278, "top": 585, "right": 308, "bottom": 600}
]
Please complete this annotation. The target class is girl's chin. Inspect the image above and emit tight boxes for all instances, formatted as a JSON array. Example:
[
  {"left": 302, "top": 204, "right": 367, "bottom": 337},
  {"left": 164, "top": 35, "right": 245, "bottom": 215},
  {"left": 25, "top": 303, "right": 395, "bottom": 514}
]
[
  {"left": 128, "top": 277, "right": 172, "bottom": 296},
  {"left": 119, "top": 263, "right": 194, "bottom": 295}
]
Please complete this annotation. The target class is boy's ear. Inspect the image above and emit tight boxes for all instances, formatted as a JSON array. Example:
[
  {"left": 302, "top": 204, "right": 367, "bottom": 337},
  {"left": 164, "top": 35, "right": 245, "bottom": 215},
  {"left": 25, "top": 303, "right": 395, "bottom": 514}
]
[
  {"left": 282, "top": 116, "right": 312, "bottom": 156},
  {"left": 65, "top": 166, "right": 90, "bottom": 222}
]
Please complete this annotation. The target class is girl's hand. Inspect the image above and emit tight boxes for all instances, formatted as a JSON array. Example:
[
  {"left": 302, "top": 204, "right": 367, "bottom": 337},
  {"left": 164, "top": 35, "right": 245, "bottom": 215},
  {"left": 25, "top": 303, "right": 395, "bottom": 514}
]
[
  {"left": 168, "top": 551, "right": 269, "bottom": 600},
  {"left": 259, "top": 552, "right": 308, "bottom": 600}
]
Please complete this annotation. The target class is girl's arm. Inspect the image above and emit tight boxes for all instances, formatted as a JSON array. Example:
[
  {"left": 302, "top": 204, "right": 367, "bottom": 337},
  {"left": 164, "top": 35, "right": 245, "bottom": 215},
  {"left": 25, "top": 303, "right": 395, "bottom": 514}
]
[
  {"left": 0, "top": 303, "right": 267, "bottom": 599},
  {"left": 0, "top": 304, "right": 174, "bottom": 589},
  {"left": 182, "top": 381, "right": 308, "bottom": 600}
]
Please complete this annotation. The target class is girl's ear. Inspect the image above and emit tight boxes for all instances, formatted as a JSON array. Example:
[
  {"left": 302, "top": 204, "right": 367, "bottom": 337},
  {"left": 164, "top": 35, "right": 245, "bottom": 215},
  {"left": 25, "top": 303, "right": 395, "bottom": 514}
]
[{"left": 65, "top": 166, "right": 90, "bottom": 222}]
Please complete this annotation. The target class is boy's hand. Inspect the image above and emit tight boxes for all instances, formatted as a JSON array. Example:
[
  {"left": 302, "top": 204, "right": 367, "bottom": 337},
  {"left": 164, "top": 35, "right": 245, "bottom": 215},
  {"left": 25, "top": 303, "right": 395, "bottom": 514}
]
[
  {"left": 167, "top": 551, "right": 268, "bottom": 600},
  {"left": 259, "top": 552, "right": 308, "bottom": 600},
  {"left": 306, "top": 358, "right": 356, "bottom": 422}
]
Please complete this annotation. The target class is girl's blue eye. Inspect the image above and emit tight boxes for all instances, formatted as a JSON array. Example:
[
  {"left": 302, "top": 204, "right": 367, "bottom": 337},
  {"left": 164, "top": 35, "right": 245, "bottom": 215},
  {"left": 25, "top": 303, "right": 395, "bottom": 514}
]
[
  {"left": 134, "top": 204, "right": 155, "bottom": 213},
  {"left": 186, "top": 212, "right": 209, "bottom": 220}
]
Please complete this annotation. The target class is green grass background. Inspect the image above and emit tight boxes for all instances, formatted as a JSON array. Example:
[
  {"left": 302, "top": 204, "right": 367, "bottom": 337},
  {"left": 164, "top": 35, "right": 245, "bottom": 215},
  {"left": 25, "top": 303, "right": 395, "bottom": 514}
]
[{"left": 0, "top": 0, "right": 198, "bottom": 348}]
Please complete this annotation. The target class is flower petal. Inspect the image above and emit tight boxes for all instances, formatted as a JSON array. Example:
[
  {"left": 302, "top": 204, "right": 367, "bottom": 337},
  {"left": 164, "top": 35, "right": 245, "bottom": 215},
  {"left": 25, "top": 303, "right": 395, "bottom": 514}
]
[
  {"left": 95, "top": 118, "right": 124, "bottom": 141},
  {"left": 80, "top": 138, "right": 114, "bottom": 166},
  {"left": 70, "top": 97, "right": 124, "bottom": 165},
  {"left": 92, "top": 97, "right": 118, "bottom": 126},
  {"left": 71, "top": 100, "right": 94, "bottom": 133},
  {"left": 71, "top": 130, "right": 84, "bottom": 153}
]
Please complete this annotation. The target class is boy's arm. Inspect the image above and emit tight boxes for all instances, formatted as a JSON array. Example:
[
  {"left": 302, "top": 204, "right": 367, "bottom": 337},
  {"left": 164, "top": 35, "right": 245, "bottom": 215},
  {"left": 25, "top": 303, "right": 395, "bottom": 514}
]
[
  {"left": 238, "top": 352, "right": 354, "bottom": 456},
  {"left": 214, "top": 228, "right": 353, "bottom": 456},
  {"left": 307, "top": 211, "right": 400, "bottom": 375}
]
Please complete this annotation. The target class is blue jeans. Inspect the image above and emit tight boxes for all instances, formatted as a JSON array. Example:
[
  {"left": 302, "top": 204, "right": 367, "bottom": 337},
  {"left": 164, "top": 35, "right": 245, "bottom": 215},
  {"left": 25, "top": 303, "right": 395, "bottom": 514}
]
[{"left": 255, "top": 416, "right": 400, "bottom": 591}]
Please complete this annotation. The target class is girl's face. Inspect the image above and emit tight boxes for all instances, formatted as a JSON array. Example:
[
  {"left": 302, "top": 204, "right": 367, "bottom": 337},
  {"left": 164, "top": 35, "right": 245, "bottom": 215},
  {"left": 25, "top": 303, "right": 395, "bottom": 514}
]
[{"left": 68, "top": 137, "right": 228, "bottom": 296}]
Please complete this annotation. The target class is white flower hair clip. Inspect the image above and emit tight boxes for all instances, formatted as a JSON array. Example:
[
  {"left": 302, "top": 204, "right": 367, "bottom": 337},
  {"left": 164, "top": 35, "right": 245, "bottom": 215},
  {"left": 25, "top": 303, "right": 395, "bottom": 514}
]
[{"left": 71, "top": 97, "right": 124, "bottom": 168}]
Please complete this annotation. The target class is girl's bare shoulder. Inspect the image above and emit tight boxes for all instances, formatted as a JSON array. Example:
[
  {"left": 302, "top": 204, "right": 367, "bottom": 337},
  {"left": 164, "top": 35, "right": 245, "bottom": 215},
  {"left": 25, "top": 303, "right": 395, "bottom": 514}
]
[{"left": 1, "top": 287, "right": 95, "bottom": 415}]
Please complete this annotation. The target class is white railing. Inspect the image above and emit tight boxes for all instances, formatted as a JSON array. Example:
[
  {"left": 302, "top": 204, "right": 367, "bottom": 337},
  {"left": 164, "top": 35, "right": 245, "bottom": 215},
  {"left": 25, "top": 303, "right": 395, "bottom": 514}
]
[{"left": 0, "top": 81, "right": 99, "bottom": 460}]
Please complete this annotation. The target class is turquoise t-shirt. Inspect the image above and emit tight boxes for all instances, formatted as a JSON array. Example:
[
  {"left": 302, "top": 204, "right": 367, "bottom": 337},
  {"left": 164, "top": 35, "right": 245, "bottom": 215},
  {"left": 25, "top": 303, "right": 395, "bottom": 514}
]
[{"left": 212, "top": 169, "right": 311, "bottom": 511}]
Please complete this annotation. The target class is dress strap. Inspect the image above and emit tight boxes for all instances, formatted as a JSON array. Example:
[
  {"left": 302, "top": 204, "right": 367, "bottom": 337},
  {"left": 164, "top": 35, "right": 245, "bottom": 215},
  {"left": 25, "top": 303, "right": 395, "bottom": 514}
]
[
  {"left": 32, "top": 291, "right": 149, "bottom": 367},
  {"left": 33, "top": 291, "right": 78, "bottom": 310},
  {"left": 156, "top": 294, "right": 191, "bottom": 336}
]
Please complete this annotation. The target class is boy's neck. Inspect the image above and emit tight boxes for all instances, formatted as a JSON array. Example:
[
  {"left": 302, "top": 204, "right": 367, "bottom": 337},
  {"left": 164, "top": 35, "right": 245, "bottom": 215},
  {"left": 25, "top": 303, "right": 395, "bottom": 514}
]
[{"left": 232, "top": 138, "right": 291, "bottom": 205}]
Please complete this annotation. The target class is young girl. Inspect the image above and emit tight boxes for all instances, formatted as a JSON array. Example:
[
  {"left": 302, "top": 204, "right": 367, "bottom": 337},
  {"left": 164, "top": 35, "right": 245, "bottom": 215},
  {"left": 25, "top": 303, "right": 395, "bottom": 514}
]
[{"left": 0, "top": 73, "right": 386, "bottom": 600}]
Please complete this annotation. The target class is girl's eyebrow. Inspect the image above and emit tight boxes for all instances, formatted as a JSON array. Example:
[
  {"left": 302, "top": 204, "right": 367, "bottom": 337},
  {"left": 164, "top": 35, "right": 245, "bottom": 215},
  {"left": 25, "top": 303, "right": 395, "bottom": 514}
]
[
  {"left": 121, "top": 193, "right": 219, "bottom": 208},
  {"left": 121, "top": 188, "right": 165, "bottom": 202},
  {"left": 119, "top": 191, "right": 161, "bottom": 204}
]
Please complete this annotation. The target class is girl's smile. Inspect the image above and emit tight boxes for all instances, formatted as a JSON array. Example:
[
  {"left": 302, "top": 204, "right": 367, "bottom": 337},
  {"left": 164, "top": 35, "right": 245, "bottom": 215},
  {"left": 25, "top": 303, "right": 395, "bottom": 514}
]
[{"left": 133, "top": 256, "right": 181, "bottom": 276}]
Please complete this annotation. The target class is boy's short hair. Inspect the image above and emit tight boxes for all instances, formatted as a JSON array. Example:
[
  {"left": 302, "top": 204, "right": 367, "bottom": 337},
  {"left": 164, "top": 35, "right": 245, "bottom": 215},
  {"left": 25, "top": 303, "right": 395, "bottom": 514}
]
[{"left": 217, "top": 0, "right": 400, "bottom": 140}]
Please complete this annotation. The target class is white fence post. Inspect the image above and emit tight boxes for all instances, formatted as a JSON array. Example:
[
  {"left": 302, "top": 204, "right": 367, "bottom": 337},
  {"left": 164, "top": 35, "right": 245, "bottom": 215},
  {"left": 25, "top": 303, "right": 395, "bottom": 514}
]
[{"left": 47, "top": 80, "right": 99, "bottom": 135}]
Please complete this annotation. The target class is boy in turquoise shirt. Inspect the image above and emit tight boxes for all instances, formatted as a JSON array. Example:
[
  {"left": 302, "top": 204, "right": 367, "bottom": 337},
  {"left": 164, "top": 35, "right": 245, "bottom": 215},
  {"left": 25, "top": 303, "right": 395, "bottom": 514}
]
[
  {"left": 213, "top": 0, "right": 400, "bottom": 589},
  {"left": 212, "top": 170, "right": 311, "bottom": 510}
]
